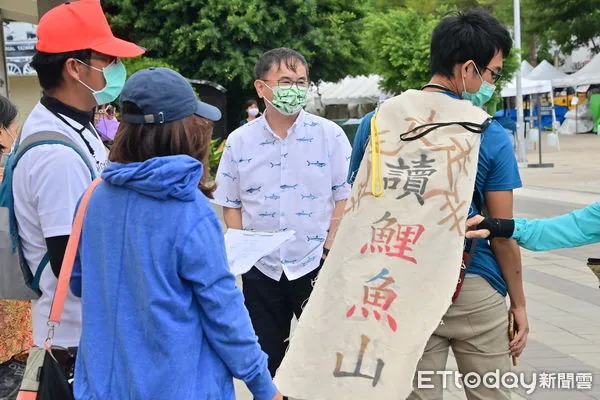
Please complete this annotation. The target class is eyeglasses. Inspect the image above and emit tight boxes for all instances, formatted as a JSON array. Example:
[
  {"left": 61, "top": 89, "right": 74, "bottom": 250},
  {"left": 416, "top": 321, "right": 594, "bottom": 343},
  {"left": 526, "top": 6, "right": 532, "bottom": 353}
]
[
  {"left": 484, "top": 67, "right": 503, "bottom": 83},
  {"left": 262, "top": 78, "right": 310, "bottom": 89}
]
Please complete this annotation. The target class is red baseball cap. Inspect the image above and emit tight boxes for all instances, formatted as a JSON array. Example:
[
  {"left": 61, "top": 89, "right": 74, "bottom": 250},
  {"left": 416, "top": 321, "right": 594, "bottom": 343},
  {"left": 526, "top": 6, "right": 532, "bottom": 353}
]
[{"left": 36, "top": 0, "right": 145, "bottom": 58}]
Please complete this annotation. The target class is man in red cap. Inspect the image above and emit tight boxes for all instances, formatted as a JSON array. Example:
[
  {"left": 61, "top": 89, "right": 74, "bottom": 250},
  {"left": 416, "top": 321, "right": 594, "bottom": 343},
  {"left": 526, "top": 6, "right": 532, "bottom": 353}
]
[{"left": 12, "top": 0, "right": 144, "bottom": 374}]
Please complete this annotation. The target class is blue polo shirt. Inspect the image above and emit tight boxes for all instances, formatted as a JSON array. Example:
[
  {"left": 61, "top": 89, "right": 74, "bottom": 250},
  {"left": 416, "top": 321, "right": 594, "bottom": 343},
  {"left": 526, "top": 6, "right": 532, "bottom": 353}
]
[{"left": 347, "top": 95, "right": 521, "bottom": 297}]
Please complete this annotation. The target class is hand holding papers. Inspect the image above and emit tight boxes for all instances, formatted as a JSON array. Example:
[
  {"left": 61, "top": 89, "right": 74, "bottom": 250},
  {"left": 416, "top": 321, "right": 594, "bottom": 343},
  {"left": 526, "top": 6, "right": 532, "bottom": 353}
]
[{"left": 224, "top": 229, "right": 296, "bottom": 276}]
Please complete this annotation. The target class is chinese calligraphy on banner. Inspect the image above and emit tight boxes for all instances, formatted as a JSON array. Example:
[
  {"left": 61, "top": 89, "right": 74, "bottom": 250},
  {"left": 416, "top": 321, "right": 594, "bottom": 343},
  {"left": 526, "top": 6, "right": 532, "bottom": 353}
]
[{"left": 275, "top": 90, "right": 490, "bottom": 399}]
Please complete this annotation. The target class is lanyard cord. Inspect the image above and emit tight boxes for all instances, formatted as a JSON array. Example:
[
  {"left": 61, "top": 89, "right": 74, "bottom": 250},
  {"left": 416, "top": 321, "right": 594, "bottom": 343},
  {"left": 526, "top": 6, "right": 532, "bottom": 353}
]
[
  {"left": 49, "top": 110, "right": 101, "bottom": 169},
  {"left": 400, "top": 119, "right": 492, "bottom": 142}
]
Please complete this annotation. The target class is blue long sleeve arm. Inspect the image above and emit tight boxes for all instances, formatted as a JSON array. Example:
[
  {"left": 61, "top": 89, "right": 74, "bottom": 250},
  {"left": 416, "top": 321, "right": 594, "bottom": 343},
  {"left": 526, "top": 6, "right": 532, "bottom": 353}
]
[
  {"left": 178, "top": 211, "right": 276, "bottom": 400},
  {"left": 512, "top": 202, "right": 600, "bottom": 251},
  {"left": 347, "top": 111, "right": 374, "bottom": 185}
]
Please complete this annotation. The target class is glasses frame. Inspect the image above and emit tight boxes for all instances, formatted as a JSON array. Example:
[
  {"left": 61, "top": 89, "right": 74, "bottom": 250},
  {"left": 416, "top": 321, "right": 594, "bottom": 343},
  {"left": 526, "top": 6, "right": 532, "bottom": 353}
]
[
  {"left": 484, "top": 66, "right": 503, "bottom": 84},
  {"left": 262, "top": 78, "right": 311, "bottom": 89}
]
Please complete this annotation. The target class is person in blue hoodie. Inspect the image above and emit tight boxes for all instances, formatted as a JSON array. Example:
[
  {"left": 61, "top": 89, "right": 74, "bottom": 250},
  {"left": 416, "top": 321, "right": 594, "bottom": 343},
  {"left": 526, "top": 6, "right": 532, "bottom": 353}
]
[{"left": 69, "top": 67, "right": 282, "bottom": 400}]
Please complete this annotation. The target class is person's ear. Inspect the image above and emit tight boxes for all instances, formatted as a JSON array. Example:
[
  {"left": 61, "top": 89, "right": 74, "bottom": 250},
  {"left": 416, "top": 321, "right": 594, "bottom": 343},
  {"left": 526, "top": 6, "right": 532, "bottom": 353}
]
[
  {"left": 254, "top": 80, "right": 267, "bottom": 99},
  {"left": 462, "top": 60, "right": 476, "bottom": 78},
  {"left": 64, "top": 58, "right": 85, "bottom": 82}
]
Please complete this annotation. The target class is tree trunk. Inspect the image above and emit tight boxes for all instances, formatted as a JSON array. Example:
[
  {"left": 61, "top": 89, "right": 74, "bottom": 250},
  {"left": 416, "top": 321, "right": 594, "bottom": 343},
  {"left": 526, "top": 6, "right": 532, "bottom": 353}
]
[{"left": 530, "top": 33, "right": 538, "bottom": 66}]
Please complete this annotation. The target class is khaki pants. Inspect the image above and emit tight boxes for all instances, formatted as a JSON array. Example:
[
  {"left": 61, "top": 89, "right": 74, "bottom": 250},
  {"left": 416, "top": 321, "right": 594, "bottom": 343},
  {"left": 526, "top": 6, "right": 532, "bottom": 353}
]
[{"left": 408, "top": 275, "right": 511, "bottom": 400}]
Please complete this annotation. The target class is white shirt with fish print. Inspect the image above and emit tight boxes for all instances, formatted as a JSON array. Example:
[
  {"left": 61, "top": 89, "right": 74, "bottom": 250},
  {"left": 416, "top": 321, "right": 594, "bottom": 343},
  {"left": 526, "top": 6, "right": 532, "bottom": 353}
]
[{"left": 213, "top": 110, "right": 352, "bottom": 281}]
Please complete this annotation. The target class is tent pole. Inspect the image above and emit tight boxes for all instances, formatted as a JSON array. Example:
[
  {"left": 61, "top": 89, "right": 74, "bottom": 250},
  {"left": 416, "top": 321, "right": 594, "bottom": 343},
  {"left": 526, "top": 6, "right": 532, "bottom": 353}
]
[
  {"left": 549, "top": 89, "right": 560, "bottom": 149},
  {"left": 528, "top": 94, "right": 554, "bottom": 168},
  {"left": 514, "top": 0, "right": 527, "bottom": 164}
]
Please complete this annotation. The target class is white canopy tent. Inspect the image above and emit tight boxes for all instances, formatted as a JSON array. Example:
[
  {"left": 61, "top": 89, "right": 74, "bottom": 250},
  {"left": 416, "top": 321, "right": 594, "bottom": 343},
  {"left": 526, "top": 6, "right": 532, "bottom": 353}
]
[
  {"left": 553, "top": 53, "right": 600, "bottom": 87},
  {"left": 501, "top": 77, "right": 552, "bottom": 97},
  {"left": 500, "top": 59, "right": 550, "bottom": 97},
  {"left": 313, "top": 75, "right": 391, "bottom": 106},
  {"left": 527, "top": 60, "right": 567, "bottom": 82},
  {"left": 523, "top": 60, "right": 567, "bottom": 130},
  {"left": 501, "top": 60, "right": 557, "bottom": 135},
  {"left": 520, "top": 60, "right": 535, "bottom": 77}
]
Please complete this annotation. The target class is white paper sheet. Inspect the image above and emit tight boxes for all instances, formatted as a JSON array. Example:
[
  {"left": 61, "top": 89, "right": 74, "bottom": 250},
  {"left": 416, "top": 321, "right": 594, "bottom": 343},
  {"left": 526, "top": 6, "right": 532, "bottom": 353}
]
[{"left": 224, "top": 229, "right": 296, "bottom": 276}]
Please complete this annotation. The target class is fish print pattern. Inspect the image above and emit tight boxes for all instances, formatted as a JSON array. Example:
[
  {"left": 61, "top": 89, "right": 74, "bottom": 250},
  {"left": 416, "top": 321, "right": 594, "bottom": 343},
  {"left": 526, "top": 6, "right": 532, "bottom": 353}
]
[
  {"left": 246, "top": 186, "right": 262, "bottom": 194},
  {"left": 221, "top": 172, "right": 237, "bottom": 181},
  {"left": 280, "top": 184, "right": 298, "bottom": 190},
  {"left": 226, "top": 197, "right": 242, "bottom": 206},
  {"left": 265, "top": 193, "right": 280, "bottom": 200},
  {"left": 301, "top": 255, "right": 317, "bottom": 267},
  {"left": 307, "top": 160, "right": 327, "bottom": 168}
]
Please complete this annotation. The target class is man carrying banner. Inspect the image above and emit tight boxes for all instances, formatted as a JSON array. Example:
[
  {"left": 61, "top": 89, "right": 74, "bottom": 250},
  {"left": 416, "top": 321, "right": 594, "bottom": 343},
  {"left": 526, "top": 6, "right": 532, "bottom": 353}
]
[
  {"left": 409, "top": 10, "right": 528, "bottom": 399},
  {"left": 348, "top": 9, "right": 528, "bottom": 399},
  {"left": 274, "top": 9, "right": 528, "bottom": 400}
]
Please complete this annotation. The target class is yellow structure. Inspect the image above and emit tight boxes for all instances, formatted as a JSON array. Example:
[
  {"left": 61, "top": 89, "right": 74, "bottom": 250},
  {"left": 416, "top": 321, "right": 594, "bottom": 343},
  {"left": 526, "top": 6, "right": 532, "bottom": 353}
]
[{"left": 554, "top": 93, "right": 588, "bottom": 109}]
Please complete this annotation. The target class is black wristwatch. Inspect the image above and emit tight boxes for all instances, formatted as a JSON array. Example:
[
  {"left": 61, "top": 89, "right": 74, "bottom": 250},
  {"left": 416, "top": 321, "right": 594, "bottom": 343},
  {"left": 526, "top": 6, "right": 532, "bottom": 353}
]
[{"left": 322, "top": 247, "right": 330, "bottom": 257}]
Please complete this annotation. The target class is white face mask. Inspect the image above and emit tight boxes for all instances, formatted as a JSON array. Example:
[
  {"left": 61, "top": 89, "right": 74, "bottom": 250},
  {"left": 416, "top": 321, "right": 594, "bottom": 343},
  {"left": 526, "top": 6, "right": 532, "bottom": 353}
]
[{"left": 248, "top": 108, "right": 260, "bottom": 117}]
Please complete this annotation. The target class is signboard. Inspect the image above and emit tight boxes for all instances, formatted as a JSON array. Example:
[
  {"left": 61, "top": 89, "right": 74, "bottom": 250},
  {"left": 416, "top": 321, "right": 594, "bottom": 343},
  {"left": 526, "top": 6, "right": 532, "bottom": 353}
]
[
  {"left": 540, "top": 103, "right": 553, "bottom": 116},
  {"left": 576, "top": 85, "right": 590, "bottom": 93},
  {"left": 3, "top": 22, "right": 37, "bottom": 76}
]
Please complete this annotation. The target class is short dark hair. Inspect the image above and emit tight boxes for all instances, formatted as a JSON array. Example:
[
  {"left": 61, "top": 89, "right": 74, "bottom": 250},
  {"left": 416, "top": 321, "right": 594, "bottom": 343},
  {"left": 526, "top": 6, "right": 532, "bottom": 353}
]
[
  {"left": 245, "top": 99, "right": 258, "bottom": 108},
  {"left": 430, "top": 9, "right": 512, "bottom": 78},
  {"left": 110, "top": 102, "right": 216, "bottom": 198},
  {"left": 0, "top": 95, "right": 18, "bottom": 129},
  {"left": 254, "top": 48, "right": 309, "bottom": 80},
  {"left": 31, "top": 49, "right": 92, "bottom": 91}
]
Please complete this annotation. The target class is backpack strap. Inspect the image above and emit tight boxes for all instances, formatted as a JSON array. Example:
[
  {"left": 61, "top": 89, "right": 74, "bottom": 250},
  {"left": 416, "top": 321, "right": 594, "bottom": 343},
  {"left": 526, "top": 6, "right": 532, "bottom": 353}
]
[
  {"left": 29, "top": 252, "right": 50, "bottom": 294},
  {"left": 14, "top": 131, "right": 97, "bottom": 180}
]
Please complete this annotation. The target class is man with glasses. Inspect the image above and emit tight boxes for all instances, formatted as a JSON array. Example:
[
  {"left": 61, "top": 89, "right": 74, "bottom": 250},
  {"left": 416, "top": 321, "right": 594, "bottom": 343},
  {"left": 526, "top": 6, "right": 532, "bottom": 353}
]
[
  {"left": 214, "top": 48, "right": 352, "bottom": 381},
  {"left": 345, "top": 10, "right": 527, "bottom": 399},
  {"left": 12, "top": 0, "right": 143, "bottom": 362}
]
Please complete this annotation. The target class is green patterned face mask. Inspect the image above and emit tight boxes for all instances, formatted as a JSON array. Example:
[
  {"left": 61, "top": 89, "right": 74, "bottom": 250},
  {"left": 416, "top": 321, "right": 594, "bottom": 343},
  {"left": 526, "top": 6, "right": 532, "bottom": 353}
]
[{"left": 264, "top": 84, "right": 308, "bottom": 116}]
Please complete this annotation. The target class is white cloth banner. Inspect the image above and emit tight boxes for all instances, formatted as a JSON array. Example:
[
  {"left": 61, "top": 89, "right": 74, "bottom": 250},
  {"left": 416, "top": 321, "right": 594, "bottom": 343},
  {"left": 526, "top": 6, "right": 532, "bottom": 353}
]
[{"left": 275, "top": 90, "right": 487, "bottom": 399}]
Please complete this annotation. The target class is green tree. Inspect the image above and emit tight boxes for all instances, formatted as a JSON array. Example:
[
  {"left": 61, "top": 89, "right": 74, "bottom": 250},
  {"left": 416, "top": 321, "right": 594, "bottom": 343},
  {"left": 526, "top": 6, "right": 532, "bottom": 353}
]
[
  {"left": 363, "top": 8, "right": 440, "bottom": 94},
  {"left": 527, "top": 0, "right": 599, "bottom": 55},
  {"left": 122, "top": 57, "right": 178, "bottom": 78},
  {"left": 103, "top": 0, "right": 368, "bottom": 131},
  {"left": 368, "top": 0, "right": 503, "bottom": 13},
  {"left": 363, "top": 6, "right": 519, "bottom": 99}
]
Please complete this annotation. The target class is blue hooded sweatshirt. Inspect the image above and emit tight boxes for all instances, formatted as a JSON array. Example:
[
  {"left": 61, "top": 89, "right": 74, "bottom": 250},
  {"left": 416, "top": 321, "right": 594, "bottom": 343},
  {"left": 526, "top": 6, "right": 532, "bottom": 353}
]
[{"left": 70, "top": 155, "right": 276, "bottom": 400}]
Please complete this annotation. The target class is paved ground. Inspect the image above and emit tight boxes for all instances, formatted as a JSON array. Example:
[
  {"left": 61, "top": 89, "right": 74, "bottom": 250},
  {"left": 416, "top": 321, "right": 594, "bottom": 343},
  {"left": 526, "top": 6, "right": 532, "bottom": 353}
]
[{"left": 230, "top": 133, "right": 600, "bottom": 399}]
